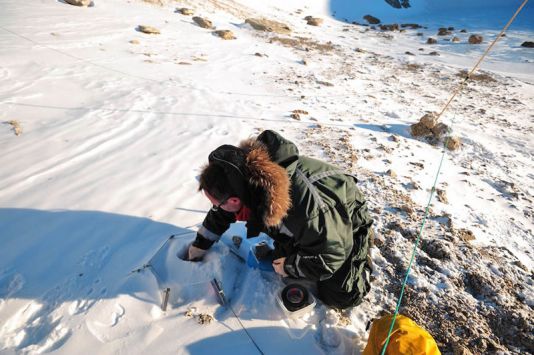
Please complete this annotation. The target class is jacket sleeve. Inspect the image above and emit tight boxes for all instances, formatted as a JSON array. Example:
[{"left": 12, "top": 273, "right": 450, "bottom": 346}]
[
  {"left": 192, "top": 209, "right": 236, "bottom": 250},
  {"left": 283, "top": 210, "right": 353, "bottom": 281}
]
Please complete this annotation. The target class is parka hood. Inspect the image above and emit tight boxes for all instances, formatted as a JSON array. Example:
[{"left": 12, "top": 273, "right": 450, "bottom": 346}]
[{"left": 239, "top": 130, "right": 295, "bottom": 227}]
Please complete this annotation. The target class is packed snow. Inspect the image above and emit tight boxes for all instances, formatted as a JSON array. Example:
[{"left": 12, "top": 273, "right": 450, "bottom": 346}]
[{"left": 1, "top": 0, "right": 533, "bottom": 354}]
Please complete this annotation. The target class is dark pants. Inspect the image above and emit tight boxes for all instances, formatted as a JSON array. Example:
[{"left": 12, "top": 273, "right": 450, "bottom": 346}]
[{"left": 317, "top": 254, "right": 372, "bottom": 309}]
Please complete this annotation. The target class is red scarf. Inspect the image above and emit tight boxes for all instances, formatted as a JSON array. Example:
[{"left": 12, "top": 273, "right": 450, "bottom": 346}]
[{"left": 235, "top": 205, "right": 251, "bottom": 221}]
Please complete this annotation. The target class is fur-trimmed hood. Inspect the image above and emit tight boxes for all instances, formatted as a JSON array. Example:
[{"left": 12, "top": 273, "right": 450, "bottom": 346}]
[{"left": 239, "top": 131, "right": 298, "bottom": 227}]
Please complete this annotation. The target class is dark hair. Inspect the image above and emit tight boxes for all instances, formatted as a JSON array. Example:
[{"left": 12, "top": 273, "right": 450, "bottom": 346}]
[
  {"left": 199, "top": 144, "right": 249, "bottom": 202},
  {"left": 198, "top": 163, "right": 236, "bottom": 201}
]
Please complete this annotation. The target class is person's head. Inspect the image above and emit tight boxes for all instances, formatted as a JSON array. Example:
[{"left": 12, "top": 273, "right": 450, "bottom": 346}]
[{"left": 198, "top": 145, "right": 248, "bottom": 213}]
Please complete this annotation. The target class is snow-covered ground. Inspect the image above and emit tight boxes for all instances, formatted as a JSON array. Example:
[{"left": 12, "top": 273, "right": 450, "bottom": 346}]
[{"left": 0, "top": 0, "right": 533, "bottom": 354}]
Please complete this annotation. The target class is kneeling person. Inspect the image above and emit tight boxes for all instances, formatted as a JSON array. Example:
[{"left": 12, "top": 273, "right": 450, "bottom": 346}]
[{"left": 188, "top": 130, "right": 373, "bottom": 309}]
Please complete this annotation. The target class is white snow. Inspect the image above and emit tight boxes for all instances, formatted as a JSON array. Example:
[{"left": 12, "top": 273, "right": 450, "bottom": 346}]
[{"left": 1, "top": 0, "right": 533, "bottom": 354}]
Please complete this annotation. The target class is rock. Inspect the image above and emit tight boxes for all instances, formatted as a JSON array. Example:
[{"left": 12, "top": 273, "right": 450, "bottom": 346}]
[
  {"left": 410, "top": 122, "right": 433, "bottom": 137},
  {"left": 428, "top": 51, "right": 439, "bottom": 56},
  {"left": 290, "top": 113, "right": 301, "bottom": 120},
  {"left": 455, "top": 228, "right": 475, "bottom": 242},
  {"left": 451, "top": 36, "right": 461, "bottom": 43},
  {"left": 416, "top": 32, "right": 424, "bottom": 36},
  {"left": 401, "top": 23, "right": 422, "bottom": 29},
  {"left": 137, "top": 25, "right": 160, "bottom": 34},
  {"left": 426, "top": 37, "right": 437, "bottom": 44},
  {"left": 129, "top": 39, "right": 140, "bottom": 44},
  {"left": 292, "top": 109, "right": 309, "bottom": 115},
  {"left": 521, "top": 41, "right": 534, "bottom": 48},
  {"left": 245, "top": 18, "right": 291, "bottom": 34},
  {"left": 422, "top": 239, "right": 451, "bottom": 260},
  {"left": 452, "top": 343, "right": 474, "bottom": 355},
  {"left": 176, "top": 7, "right": 194, "bottom": 15},
  {"left": 7, "top": 120, "right": 22, "bottom": 136},
  {"left": 448, "top": 26, "right": 455, "bottom": 31},
  {"left": 213, "top": 30, "right": 235, "bottom": 40},
  {"left": 193, "top": 17, "right": 214, "bottom": 29},
  {"left": 437, "top": 28, "right": 452, "bottom": 36},
  {"left": 64, "top": 0, "right": 92, "bottom": 6},
  {"left": 307, "top": 17, "right": 323, "bottom": 26},
  {"left": 386, "top": 169, "right": 397, "bottom": 178},
  {"left": 380, "top": 24, "right": 399, "bottom": 31},
  {"left": 363, "top": 15, "right": 381, "bottom": 24},
  {"left": 420, "top": 112, "right": 438, "bottom": 129},
  {"left": 446, "top": 136, "right": 461, "bottom": 150},
  {"left": 468, "top": 34, "right": 483, "bottom": 44},
  {"left": 460, "top": 29, "right": 467, "bottom": 33},
  {"left": 431, "top": 122, "right": 449, "bottom": 138},
  {"left": 405, "top": 51, "right": 415, "bottom": 55},
  {"left": 436, "top": 188, "right": 448, "bottom": 203}
]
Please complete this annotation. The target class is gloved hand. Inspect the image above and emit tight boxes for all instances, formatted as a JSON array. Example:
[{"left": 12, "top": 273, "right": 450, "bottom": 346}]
[
  {"left": 187, "top": 244, "right": 207, "bottom": 261},
  {"left": 273, "top": 257, "right": 288, "bottom": 277}
]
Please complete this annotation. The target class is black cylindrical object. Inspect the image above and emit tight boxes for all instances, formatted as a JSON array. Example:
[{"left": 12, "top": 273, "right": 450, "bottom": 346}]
[{"left": 281, "top": 284, "right": 309, "bottom": 311}]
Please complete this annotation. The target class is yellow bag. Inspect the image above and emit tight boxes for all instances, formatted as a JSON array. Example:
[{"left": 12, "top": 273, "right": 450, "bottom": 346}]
[{"left": 363, "top": 314, "right": 441, "bottom": 355}]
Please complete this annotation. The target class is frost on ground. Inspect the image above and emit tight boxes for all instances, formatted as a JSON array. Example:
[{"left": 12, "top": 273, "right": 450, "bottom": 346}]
[{"left": 0, "top": 0, "right": 533, "bottom": 354}]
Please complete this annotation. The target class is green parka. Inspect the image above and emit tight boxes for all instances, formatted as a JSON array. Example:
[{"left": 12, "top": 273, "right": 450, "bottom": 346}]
[{"left": 194, "top": 130, "right": 373, "bottom": 290}]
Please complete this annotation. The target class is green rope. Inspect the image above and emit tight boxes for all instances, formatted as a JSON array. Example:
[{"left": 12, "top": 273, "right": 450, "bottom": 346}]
[{"left": 379, "top": 1, "right": 529, "bottom": 353}]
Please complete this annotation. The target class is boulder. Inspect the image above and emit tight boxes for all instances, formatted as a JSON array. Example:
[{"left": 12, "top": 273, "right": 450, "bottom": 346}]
[
  {"left": 193, "top": 17, "right": 214, "bottom": 29},
  {"left": 426, "top": 37, "right": 437, "bottom": 44},
  {"left": 306, "top": 17, "right": 323, "bottom": 26},
  {"left": 437, "top": 27, "right": 452, "bottom": 36},
  {"left": 468, "top": 34, "right": 483, "bottom": 44},
  {"left": 64, "top": 0, "right": 92, "bottom": 6},
  {"left": 137, "top": 25, "right": 160, "bottom": 34},
  {"left": 176, "top": 8, "right": 194, "bottom": 15},
  {"left": 363, "top": 15, "right": 380, "bottom": 24},
  {"left": 401, "top": 23, "right": 422, "bottom": 29},
  {"left": 213, "top": 30, "right": 235, "bottom": 40},
  {"left": 379, "top": 24, "right": 399, "bottom": 31},
  {"left": 446, "top": 136, "right": 461, "bottom": 150},
  {"left": 245, "top": 18, "right": 291, "bottom": 34},
  {"left": 521, "top": 41, "right": 534, "bottom": 48}
]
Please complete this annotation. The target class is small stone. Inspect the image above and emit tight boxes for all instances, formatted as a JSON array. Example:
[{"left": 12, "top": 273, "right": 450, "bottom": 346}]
[
  {"left": 6, "top": 120, "right": 22, "bottom": 136},
  {"left": 137, "top": 25, "right": 160, "bottom": 34},
  {"left": 64, "top": 0, "right": 92, "bottom": 6},
  {"left": 419, "top": 112, "right": 438, "bottom": 129},
  {"left": 428, "top": 51, "right": 439, "bottom": 56},
  {"left": 436, "top": 188, "right": 448, "bottom": 203},
  {"left": 245, "top": 18, "right": 291, "bottom": 34},
  {"left": 292, "top": 109, "right": 309, "bottom": 115},
  {"left": 446, "top": 136, "right": 461, "bottom": 151},
  {"left": 306, "top": 17, "right": 323, "bottom": 26},
  {"left": 410, "top": 122, "right": 432, "bottom": 137},
  {"left": 426, "top": 37, "right": 437, "bottom": 44},
  {"left": 176, "top": 7, "right": 194, "bottom": 15},
  {"left": 193, "top": 17, "right": 214, "bottom": 29},
  {"left": 460, "top": 29, "right": 467, "bottom": 33},
  {"left": 437, "top": 28, "right": 452, "bottom": 36},
  {"left": 213, "top": 30, "right": 235, "bottom": 40},
  {"left": 290, "top": 113, "right": 301, "bottom": 120},
  {"left": 451, "top": 36, "right": 461, "bottom": 43},
  {"left": 129, "top": 39, "right": 140, "bottom": 44},
  {"left": 468, "top": 34, "right": 483, "bottom": 44},
  {"left": 386, "top": 169, "right": 397, "bottom": 178},
  {"left": 363, "top": 15, "right": 381, "bottom": 25},
  {"left": 521, "top": 41, "right": 534, "bottom": 48},
  {"left": 380, "top": 24, "right": 399, "bottom": 31},
  {"left": 431, "top": 122, "right": 449, "bottom": 139},
  {"left": 405, "top": 51, "right": 415, "bottom": 55}
]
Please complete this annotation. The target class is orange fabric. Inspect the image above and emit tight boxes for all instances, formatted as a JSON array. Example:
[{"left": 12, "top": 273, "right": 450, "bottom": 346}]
[{"left": 363, "top": 314, "right": 441, "bottom": 355}]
